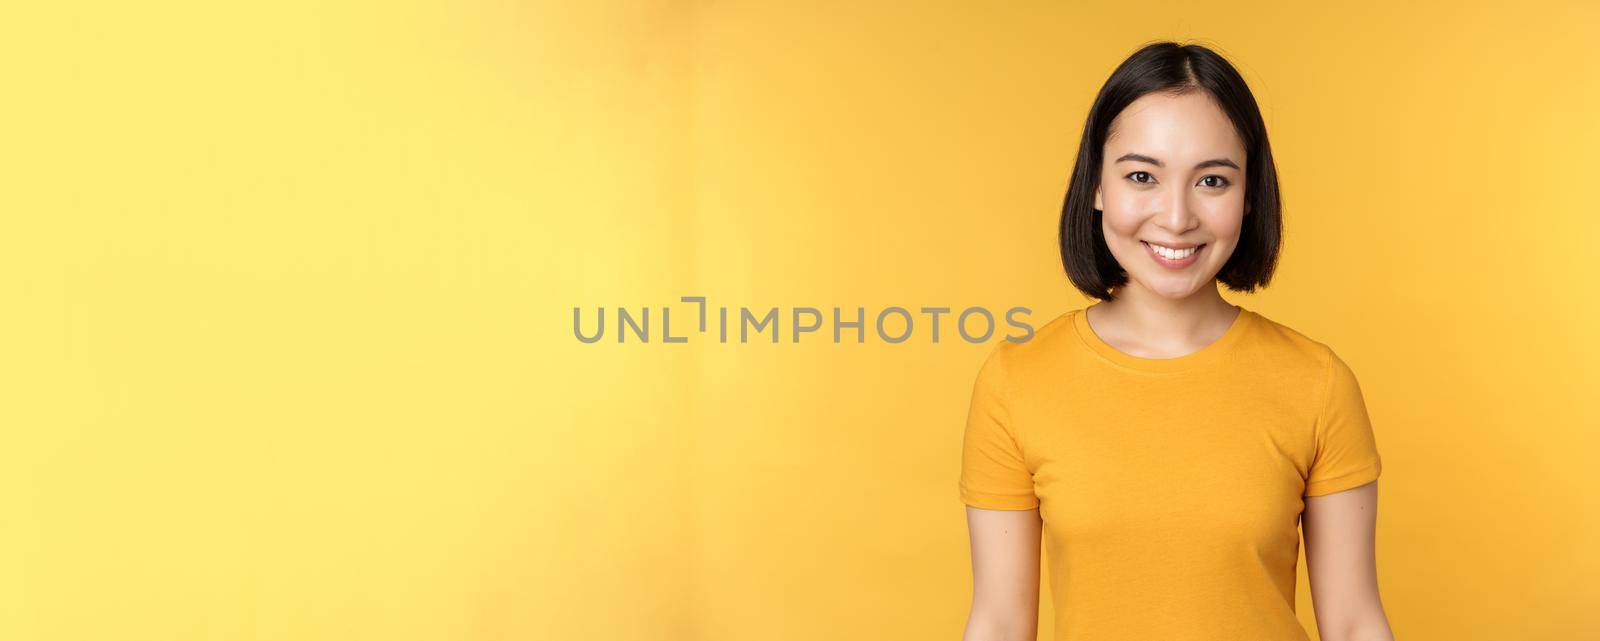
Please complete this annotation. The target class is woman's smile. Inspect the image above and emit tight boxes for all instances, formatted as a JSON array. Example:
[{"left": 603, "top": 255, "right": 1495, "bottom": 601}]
[{"left": 1141, "top": 240, "right": 1205, "bottom": 269}]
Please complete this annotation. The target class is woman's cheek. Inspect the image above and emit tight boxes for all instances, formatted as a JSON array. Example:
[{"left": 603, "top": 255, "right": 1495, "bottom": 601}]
[
  {"left": 1103, "top": 196, "right": 1148, "bottom": 235},
  {"left": 1203, "top": 202, "right": 1246, "bottom": 236}
]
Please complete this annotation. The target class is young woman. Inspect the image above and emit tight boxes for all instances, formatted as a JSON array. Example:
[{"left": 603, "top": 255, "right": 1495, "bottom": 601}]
[{"left": 959, "top": 41, "right": 1392, "bottom": 641}]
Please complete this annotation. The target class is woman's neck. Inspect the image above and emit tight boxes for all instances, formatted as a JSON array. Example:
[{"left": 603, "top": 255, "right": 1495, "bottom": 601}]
[{"left": 1088, "top": 283, "right": 1240, "bottom": 359}]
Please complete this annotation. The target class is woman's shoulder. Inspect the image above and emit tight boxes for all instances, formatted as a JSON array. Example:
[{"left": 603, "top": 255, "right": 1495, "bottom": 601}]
[
  {"left": 977, "top": 309, "right": 1079, "bottom": 372},
  {"left": 1241, "top": 307, "right": 1342, "bottom": 370}
]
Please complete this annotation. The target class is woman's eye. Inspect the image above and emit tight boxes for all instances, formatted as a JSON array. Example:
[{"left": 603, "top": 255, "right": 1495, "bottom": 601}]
[
  {"left": 1200, "top": 175, "right": 1231, "bottom": 188},
  {"left": 1127, "top": 171, "right": 1154, "bottom": 184}
]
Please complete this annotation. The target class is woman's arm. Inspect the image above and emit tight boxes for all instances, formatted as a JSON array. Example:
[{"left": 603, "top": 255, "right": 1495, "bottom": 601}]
[
  {"left": 962, "top": 506, "right": 1042, "bottom": 641},
  {"left": 1303, "top": 480, "right": 1394, "bottom": 641}
]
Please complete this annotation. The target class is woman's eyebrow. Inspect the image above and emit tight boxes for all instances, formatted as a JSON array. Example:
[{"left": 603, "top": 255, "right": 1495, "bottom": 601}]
[{"left": 1114, "top": 153, "right": 1240, "bottom": 170}]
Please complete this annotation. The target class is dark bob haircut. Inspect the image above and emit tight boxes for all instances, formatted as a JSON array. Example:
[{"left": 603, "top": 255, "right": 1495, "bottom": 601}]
[{"left": 1060, "top": 41, "right": 1282, "bottom": 301}]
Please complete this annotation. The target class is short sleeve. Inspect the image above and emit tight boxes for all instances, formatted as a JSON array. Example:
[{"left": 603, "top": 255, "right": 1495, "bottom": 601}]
[
  {"left": 1304, "top": 348, "right": 1384, "bottom": 497},
  {"left": 958, "top": 345, "right": 1039, "bottom": 510}
]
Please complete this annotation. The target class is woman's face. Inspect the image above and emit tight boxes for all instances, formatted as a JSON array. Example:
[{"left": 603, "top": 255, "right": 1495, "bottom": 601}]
[{"left": 1094, "top": 90, "right": 1248, "bottom": 301}]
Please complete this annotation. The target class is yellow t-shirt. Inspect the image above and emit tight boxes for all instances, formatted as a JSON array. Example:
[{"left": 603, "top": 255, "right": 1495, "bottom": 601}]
[{"left": 959, "top": 305, "right": 1382, "bottom": 640}]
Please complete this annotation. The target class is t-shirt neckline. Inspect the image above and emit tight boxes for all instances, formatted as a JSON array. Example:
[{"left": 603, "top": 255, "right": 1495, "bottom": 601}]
[{"left": 1071, "top": 304, "right": 1255, "bottom": 374}]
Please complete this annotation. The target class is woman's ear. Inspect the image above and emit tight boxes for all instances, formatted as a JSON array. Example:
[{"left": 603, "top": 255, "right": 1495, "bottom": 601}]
[{"left": 1094, "top": 185, "right": 1103, "bottom": 211}]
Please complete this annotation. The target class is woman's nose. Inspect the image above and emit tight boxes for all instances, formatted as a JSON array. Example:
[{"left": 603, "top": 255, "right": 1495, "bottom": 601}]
[{"left": 1159, "top": 187, "right": 1200, "bottom": 230}]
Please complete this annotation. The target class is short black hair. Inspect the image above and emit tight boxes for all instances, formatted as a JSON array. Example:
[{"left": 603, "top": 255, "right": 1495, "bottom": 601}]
[{"left": 1059, "top": 40, "right": 1282, "bottom": 301}]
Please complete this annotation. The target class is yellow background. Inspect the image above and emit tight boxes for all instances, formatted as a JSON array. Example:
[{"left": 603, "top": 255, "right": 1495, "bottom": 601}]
[{"left": 3, "top": 1, "right": 1597, "bottom": 639}]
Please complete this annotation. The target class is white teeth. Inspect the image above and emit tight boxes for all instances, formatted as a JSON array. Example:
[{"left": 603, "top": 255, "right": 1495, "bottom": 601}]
[{"left": 1148, "top": 242, "right": 1198, "bottom": 259}]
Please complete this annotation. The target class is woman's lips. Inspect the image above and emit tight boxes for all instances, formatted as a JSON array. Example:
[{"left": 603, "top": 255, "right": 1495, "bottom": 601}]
[{"left": 1142, "top": 240, "right": 1204, "bottom": 269}]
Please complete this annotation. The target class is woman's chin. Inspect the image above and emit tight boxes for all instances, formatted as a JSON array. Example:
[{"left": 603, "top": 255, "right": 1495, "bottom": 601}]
[{"left": 1130, "top": 274, "right": 1216, "bottom": 300}]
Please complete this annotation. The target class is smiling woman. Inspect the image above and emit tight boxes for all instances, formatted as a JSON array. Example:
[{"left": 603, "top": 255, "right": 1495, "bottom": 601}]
[
  {"left": 1062, "top": 47, "right": 1280, "bottom": 302},
  {"left": 959, "top": 41, "right": 1392, "bottom": 641}
]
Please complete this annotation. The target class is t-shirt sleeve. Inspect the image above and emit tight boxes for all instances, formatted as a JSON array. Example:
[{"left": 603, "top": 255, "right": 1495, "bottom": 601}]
[
  {"left": 1304, "top": 347, "right": 1384, "bottom": 497},
  {"left": 959, "top": 344, "right": 1039, "bottom": 510}
]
